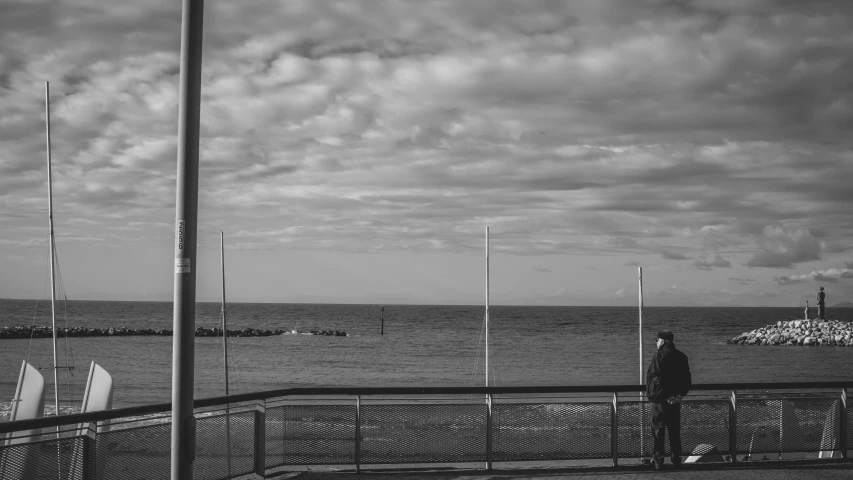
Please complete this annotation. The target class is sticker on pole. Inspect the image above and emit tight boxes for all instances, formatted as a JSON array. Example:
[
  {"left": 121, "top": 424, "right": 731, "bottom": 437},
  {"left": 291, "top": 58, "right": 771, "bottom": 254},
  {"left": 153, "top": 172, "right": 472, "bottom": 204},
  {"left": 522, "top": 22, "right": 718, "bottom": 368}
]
[
  {"left": 176, "top": 219, "right": 185, "bottom": 254},
  {"left": 175, "top": 258, "right": 191, "bottom": 274}
]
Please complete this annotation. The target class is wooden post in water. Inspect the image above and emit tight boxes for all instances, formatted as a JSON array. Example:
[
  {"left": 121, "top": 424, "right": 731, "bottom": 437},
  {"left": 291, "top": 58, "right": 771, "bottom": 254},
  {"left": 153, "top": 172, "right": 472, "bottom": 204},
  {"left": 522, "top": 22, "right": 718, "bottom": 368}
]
[
  {"left": 171, "top": 0, "right": 205, "bottom": 478},
  {"left": 380, "top": 305, "right": 384, "bottom": 335}
]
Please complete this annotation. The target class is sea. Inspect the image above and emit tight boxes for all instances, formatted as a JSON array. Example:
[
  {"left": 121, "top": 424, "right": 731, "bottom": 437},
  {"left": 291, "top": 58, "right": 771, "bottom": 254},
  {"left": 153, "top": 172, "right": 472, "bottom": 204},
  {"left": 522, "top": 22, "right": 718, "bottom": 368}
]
[{"left": 2, "top": 299, "right": 853, "bottom": 419}]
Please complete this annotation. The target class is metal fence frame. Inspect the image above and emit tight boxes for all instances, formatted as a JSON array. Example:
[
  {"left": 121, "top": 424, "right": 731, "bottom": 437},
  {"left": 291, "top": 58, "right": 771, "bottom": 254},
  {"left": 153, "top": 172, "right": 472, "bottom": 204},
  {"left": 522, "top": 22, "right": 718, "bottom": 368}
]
[{"left": 1, "top": 382, "right": 850, "bottom": 478}]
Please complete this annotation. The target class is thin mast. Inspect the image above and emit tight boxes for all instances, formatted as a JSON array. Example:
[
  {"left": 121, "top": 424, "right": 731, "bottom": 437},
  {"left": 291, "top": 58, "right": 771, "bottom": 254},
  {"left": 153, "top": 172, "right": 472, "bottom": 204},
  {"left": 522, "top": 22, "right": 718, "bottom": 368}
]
[
  {"left": 638, "top": 267, "right": 644, "bottom": 385},
  {"left": 46, "top": 81, "right": 60, "bottom": 421},
  {"left": 638, "top": 266, "right": 645, "bottom": 463},
  {"left": 220, "top": 231, "right": 229, "bottom": 395},
  {"left": 221, "top": 230, "right": 232, "bottom": 479},
  {"left": 485, "top": 226, "right": 489, "bottom": 387}
]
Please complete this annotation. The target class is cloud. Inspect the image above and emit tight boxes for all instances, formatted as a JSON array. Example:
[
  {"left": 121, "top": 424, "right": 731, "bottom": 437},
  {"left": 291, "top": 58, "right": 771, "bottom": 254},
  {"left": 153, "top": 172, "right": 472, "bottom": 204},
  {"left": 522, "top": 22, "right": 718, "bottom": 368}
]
[
  {"left": 624, "top": 260, "right": 642, "bottom": 266},
  {"left": 600, "top": 236, "right": 690, "bottom": 260},
  {"left": 774, "top": 275, "right": 809, "bottom": 285},
  {"left": 747, "top": 226, "right": 823, "bottom": 268},
  {"left": 654, "top": 247, "right": 690, "bottom": 260},
  {"left": 729, "top": 277, "right": 755, "bottom": 286},
  {"left": 607, "top": 236, "right": 640, "bottom": 249},
  {"left": 774, "top": 267, "right": 853, "bottom": 285},
  {"left": 3, "top": 0, "right": 853, "bottom": 306},
  {"left": 533, "top": 264, "right": 552, "bottom": 273},
  {"left": 693, "top": 254, "right": 732, "bottom": 270}
]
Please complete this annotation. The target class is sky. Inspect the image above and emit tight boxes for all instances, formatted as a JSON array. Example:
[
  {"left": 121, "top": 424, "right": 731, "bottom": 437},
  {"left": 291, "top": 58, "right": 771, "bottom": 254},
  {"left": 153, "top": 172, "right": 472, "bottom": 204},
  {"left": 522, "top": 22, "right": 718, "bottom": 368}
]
[{"left": 1, "top": 0, "right": 853, "bottom": 307}]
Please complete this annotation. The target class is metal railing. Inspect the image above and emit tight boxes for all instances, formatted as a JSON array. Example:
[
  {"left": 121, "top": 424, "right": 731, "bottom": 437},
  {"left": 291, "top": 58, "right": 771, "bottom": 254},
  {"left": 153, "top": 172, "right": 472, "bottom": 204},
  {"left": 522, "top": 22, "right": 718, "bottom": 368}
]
[{"left": 1, "top": 382, "right": 851, "bottom": 478}]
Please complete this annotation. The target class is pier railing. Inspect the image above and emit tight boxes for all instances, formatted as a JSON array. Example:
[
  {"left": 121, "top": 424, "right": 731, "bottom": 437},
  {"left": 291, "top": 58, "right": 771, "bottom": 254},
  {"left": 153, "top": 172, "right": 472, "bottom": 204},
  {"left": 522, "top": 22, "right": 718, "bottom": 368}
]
[{"left": 1, "top": 382, "right": 851, "bottom": 478}]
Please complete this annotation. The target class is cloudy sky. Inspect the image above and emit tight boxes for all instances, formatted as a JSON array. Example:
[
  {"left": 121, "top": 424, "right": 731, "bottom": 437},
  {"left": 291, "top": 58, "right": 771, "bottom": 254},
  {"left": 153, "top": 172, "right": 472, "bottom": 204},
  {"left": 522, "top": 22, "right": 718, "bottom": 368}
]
[{"left": 2, "top": 0, "right": 852, "bottom": 306}]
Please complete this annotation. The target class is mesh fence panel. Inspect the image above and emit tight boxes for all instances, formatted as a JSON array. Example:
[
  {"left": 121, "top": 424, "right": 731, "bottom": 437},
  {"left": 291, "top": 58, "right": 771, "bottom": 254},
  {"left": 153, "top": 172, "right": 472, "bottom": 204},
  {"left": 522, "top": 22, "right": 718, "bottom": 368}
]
[
  {"left": 616, "top": 401, "right": 652, "bottom": 458},
  {"left": 680, "top": 400, "right": 730, "bottom": 458},
  {"left": 0, "top": 436, "right": 90, "bottom": 480},
  {"left": 278, "top": 404, "right": 356, "bottom": 465},
  {"left": 95, "top": 421, "right": 171, "bottom": 479},
  {"left": 194, "top": 410, "right": 256, "bottom": 480},
  {"left": 848, "top": 400, "right": 852, "bottom": 457},
  {"left": 617, "top": 400, "right": 730, "bottom": 459},
  {"left": 265, "top": 404, "right": 286, "bottom": 469},
  {"left": 492, "top": 402, "right": 610, "bottom": 460},
  {"left": 2, "top": 389, "right": 850, "bottom": 475},
  {"left": 360, "top": 404, "right": 486, "bottom": 464},
  {"left": 737, "top": 398, "right": 840, "bottom": 457}
]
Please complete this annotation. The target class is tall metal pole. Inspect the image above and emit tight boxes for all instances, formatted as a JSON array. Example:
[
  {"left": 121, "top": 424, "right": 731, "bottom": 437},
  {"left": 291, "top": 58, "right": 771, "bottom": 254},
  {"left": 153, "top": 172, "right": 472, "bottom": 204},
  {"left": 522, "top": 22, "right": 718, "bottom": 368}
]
[
  {"left": 220, "top": 231, "right": 232, "bottom": 478},
  {"left": 638, "top": 267, "right": 643, "bottom": 385},
  {"left": 220, "top": 231, "right": 229, "bottom": 396},
  {"left": 171, "top": 0, "right": 204, "bottom": 478},
  {"left": 638, "top": 267, "right": 645, "bottom": 461},
  {"left": 45, "top": 81, "right": 60, "bottom": 425},
  {"left": 380, "top": 305, "right": 384, "bottom": 335},
  {"left": 485, "top": 226, "right": 489, "bottom": 387},
  {"left": 485, "top": 226, "right": 491, "bottom": 471}
]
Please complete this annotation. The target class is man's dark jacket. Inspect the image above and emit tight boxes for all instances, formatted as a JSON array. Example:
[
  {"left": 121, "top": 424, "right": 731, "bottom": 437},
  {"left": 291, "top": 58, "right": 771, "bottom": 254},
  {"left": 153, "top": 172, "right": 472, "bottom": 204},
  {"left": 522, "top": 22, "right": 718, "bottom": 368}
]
[{"left": 646, "top": 341, "right": 691, "bottom": 404}]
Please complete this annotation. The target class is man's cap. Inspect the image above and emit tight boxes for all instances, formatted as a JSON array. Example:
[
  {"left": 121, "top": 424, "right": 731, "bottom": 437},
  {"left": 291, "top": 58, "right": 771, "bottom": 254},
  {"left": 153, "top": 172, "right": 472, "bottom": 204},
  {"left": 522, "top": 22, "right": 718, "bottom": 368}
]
[
  {"left": 820, "top": 286, "right": 824, "bottom": 290},
  {"left": 657, "top": 330, "right": 674, "bottom": 342}
]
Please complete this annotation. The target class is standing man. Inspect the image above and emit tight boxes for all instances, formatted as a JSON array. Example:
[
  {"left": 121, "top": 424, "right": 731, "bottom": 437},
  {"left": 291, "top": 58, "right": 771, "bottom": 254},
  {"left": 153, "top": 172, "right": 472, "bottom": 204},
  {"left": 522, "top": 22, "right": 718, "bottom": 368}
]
[
  {"left": 646, "top": 330, "right": 692, "bottom": 470},
  {"left": 817, "top": 287, "right": 826, "bottom": 320}
]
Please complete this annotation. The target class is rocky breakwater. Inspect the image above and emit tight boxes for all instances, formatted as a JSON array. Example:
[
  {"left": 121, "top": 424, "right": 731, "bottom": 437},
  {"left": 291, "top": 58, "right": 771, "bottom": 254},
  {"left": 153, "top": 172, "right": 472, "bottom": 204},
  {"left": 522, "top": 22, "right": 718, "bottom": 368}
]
[
  {"left": 0, "top": 325, "right": 315, "bottom": 339},
  {"left": 286, "top": 329, "right": 349, "bottom": 337},
  {"left": 727, "top": 319, "right": 853, "bottom": 346}
]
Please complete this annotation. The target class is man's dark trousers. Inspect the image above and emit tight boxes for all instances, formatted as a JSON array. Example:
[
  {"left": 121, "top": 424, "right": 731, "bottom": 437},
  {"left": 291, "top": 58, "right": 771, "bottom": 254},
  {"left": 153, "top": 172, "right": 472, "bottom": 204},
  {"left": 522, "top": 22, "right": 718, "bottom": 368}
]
[{"left": 651, "top": 402, "right": 682, "bottom": 465}]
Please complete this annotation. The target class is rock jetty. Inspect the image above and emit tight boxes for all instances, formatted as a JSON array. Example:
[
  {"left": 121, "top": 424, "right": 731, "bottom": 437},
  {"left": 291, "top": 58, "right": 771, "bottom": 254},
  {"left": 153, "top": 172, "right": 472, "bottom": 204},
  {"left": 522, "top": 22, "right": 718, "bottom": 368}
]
[
  {"left": 0, "top": 326, "right": 348, "bottom": 339},
  {"left": 727, "top": 319, "right": 853, "bottom": 346},
  {"left": 285, "top": 329, "right": 349, "bottom": 337}
]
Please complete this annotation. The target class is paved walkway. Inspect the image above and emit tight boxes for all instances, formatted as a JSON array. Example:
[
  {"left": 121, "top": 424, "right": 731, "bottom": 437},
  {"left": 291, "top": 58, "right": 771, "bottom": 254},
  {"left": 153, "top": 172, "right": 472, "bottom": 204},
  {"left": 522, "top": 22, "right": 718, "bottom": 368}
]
[{"left": 267, "top": 459, "right": 853, "bottom": 480}]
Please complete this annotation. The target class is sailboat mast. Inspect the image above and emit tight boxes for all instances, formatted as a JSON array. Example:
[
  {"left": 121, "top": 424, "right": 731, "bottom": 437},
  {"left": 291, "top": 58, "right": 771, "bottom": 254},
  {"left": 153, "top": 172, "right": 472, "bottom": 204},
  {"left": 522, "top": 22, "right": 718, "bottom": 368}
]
[
  {"left": 45, "top": 81, "right": 60, "bottom": 420},
  {"left": 220, "top": 231, "right": 229, "bottom": 395},
  {"left": 485, "top": 226, "right": 489, "bottom": 387}
]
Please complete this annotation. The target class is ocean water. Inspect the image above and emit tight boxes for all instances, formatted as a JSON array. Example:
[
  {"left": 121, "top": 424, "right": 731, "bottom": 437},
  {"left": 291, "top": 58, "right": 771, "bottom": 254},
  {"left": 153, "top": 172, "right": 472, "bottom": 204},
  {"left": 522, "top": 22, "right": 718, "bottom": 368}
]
[{"left": 2, "top": 299, "right": 853, "bottom": 418}]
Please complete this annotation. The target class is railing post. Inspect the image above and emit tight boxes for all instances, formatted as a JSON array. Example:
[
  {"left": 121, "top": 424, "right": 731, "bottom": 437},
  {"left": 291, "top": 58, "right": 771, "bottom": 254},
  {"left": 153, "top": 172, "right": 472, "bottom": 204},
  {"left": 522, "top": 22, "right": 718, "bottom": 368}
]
[
  {"left": 355, "top": 395, "right": 361, "bottom": 474},
  {"left": 254, "top": 400, "right": 266, "bottom": 477},
  {"left": 82, "top": 422, "right": 97, "bottom": 479},
  {"left": 486, "top": 393, "right": 493, "bottom": 471},
  {"left": 729, "top": 390, "right": 737, "bottom": 463},
  {"left": 611, "top": 393, "right": 618, "bottom": 467},
  {"left": 841, "top": 388, "right": 848, "bottom": 459},
  {"left": 639, "top": 391, "right": 646, "bottom": 463}
]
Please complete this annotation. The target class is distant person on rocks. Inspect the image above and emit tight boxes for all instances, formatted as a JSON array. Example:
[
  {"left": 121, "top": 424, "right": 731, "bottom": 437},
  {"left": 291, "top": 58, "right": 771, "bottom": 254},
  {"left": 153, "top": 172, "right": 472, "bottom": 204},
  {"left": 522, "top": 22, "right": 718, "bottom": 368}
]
[
  {"left": 646, "top": 330, "right": 692, "bottom": 470},
  {"left": 817, "top": 287, "right": 826, "bottom": 320}
]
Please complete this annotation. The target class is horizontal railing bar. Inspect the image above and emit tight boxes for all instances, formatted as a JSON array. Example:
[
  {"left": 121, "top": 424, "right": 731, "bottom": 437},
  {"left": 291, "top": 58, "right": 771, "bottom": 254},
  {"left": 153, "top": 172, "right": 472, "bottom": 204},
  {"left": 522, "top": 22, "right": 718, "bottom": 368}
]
[
  {"left": 3, "top": 380, "right": 853, "bottom": 434},
  {"left": 0, "top": 402, "right": 173, "bottom": 434},
  {"left": 196, "top": 381, "right": 853, "bottom": 405}
]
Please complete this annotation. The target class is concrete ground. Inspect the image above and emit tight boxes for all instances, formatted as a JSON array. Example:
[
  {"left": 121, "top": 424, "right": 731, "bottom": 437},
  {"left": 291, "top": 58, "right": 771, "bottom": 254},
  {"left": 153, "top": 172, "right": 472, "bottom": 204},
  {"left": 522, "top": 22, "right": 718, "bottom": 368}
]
[{"left": 265, "top": 459, "right": 853, "bottom": 480}]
